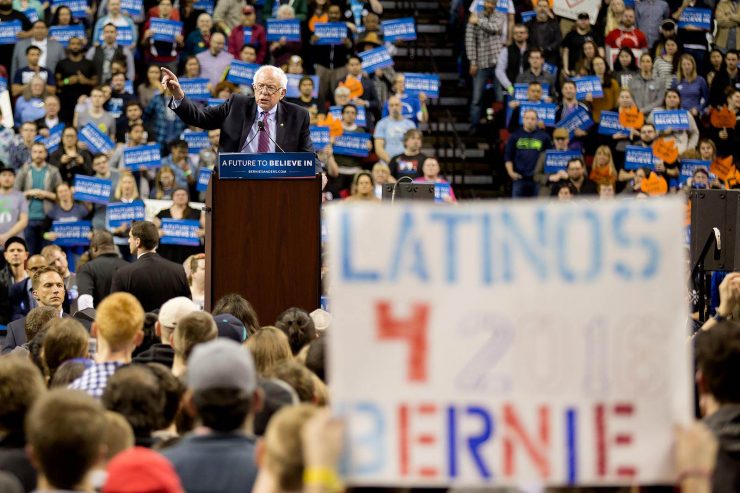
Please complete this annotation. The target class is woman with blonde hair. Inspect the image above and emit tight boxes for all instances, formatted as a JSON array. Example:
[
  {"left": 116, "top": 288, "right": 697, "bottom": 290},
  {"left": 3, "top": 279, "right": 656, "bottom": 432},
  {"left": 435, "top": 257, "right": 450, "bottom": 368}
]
[
  {"left": 108, "top": 171, "right": 142, "bottom": 261},
  {"left": 603, "top": 0, "right": 625, "bottom": 37},
  {"left": 672, "top": 53, "right": 709, "bottom": 118},
  {"left": 246, "top": 326, "right": 293, "bottom": 376},
  {"left": 589, "top": 145, "right": 618, "bottom": 185}
]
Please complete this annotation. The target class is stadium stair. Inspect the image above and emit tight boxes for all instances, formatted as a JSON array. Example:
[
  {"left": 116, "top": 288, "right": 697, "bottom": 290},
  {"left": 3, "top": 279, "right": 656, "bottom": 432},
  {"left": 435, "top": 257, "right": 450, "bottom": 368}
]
[{"left": 381, "top": 0, "right": 507, "bottom": 198}]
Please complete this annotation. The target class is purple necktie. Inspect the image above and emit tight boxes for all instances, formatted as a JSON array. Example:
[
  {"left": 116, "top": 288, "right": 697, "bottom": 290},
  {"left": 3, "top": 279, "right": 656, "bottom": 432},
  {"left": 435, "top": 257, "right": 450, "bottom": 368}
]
[{"left": 257, "top": 111, "right": 270, "bottom": 153}]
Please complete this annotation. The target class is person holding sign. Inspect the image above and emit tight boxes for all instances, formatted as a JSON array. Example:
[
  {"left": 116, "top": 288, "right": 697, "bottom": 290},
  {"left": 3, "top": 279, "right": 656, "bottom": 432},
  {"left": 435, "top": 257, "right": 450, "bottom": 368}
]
[
  {"left": 533, "top": 127, "right": 579, "bottom": 193},
  {"left": 162, "top": 64, "right": 314, "bottom": 159},
  {"left": 226, "top": 5, "right": 267, "bottom": 63},
  {"left": 92, "top": 0, "right": 138, "bottom": 54},
  {"left": 154, "top": 187, "right": 204, "bottom": 264},
  {"left": 504, "top": 108, "right": 552, "bottom": 197},
  {"left": 555, "top": 80, "right": 591, "bottom": 144},
  {"left": 49, "top": 126, "right": 93, "bottom": 184},
  {"left": 141, "top": 0, "right": 184, "bottom": 73},
  {"left": 86, "top": 23, "right": 135, "bottom": 84},
  {"left": 269, "top": 5, "right": 303, "bottom": 68},
  {"left": 507, "top": 81, "right": 546, "bottom": 132},
  {"left": 647, "top": 89, "right": 699, "bottom": 154},
  {"left": 413, "top": 157, "right": 456, "bottom": 203}
]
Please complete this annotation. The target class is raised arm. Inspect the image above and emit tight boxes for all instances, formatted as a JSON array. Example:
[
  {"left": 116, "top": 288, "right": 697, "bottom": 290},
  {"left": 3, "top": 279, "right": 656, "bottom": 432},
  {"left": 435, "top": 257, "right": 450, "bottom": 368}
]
[{"left": 161, "top": 67, "right": 230, "bottom": 130}]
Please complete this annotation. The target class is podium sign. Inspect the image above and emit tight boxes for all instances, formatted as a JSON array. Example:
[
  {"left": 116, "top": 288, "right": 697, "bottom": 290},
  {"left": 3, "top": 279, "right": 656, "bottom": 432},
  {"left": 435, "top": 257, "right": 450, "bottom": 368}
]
[{"left": 218, "top": 152, "right": 316, "bottom": 180}]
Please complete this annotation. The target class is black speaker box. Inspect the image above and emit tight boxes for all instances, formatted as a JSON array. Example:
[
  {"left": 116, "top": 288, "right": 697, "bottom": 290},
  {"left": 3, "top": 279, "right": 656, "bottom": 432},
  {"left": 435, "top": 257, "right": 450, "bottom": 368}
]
[{"left": 689, "top": 189, "right": 740, "bottom": 271}]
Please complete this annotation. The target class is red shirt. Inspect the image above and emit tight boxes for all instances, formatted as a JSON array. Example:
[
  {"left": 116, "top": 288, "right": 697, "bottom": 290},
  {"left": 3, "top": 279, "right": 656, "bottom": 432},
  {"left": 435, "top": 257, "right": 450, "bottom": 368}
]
[{"left": 605, "top": 28, "right": 648, "bottom": 49}]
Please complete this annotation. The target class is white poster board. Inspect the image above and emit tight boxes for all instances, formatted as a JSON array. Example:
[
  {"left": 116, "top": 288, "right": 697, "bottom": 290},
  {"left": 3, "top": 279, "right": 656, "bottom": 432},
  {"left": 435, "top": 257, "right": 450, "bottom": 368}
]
[
  {"left": 553, "top": 0, "right": 601, "bottom": 23},
  {"left": 327, "top": 199, "right": 692, "bottom": 487}
]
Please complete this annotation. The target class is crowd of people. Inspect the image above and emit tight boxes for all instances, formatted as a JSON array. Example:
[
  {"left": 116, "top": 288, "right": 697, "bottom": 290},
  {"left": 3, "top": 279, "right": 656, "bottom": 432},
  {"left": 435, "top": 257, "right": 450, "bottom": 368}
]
[{"left": 461, "top": 0, "right": 740, "bottom": 198}]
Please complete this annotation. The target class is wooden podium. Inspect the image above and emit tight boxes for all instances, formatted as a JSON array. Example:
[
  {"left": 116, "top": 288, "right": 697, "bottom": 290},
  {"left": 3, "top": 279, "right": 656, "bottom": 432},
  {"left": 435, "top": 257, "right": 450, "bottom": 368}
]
[{"left": 204, "top": 154, "right": 322, "bottom": 324}]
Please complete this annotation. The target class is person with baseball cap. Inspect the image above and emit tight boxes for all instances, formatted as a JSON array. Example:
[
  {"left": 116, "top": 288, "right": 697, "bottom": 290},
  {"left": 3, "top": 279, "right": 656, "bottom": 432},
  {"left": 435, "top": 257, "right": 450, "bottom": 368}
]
[{"left": 162, "top": 338, "right": 262, "bottom": 493}]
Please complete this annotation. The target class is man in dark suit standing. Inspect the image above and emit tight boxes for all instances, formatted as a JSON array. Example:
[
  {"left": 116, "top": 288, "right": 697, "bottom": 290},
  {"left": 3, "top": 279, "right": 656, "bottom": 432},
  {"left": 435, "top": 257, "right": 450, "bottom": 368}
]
[
  {"left": 160, "top": 65, "right": 314, "bottom": 156},
  {"left": 76, "top": 230, "right": 129, "bottom": 311},
  {"left": 110, "top": 221, "right": 191, "bottom": 312},
  {"left": 1, "top": 266, "right": 67, "bottom": 354}
]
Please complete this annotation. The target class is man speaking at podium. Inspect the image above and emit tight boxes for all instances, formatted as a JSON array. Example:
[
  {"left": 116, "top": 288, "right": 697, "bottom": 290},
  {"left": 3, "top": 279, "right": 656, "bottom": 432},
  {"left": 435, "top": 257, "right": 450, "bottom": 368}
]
[{"left": 160, "top": 65, "right": 314, "bottom": 156}]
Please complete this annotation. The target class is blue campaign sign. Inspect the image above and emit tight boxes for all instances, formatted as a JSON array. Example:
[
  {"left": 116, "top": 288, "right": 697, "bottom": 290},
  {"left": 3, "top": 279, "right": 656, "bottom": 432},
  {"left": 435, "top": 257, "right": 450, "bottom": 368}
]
[
  {"left": 310, "top": 126, "right": 330, "bottom": 151},
  {"left": 0, "top": 20, "right": 21, "bottom": 45},
  {"left": 329, "top": 105, "right": 367, "bottom": 127},
  {"left": 73, "top": 175, "right": 113, "bottom": 204},
  {"left": 226, "top": 60, "right": 259, "bottom": 85},
  {"left": 160, "top": 219, "right": 201, "bottom": 247},
  {"left": 652, "top": 110, "right": 690, "bottom": 131},
  {"left": 404, "top": 73, "right": 440, "bottom": 98},
  {"left": 434, "top": 183, "right": 451, "bottom": 203},
  {"left": 194, "top": 0, "right": 214, "bottom": 15},
  {"left": 42, "top": 124, "right": 64, "bottom": 153},
  {"left": 556, "top": 106, "right": 594, "bottom": 133},
  {"left": 598, "top": 111, "right": 629, "bottom": 135},
  {"left": 381, "top": 17, "right": 416, "bottom": 42},
  {"left": 22, "top": 8, "right": 38, "bottom": 23},
  {"left": 543, "top": 62, "right": 558, "bottom": 78},
  {"left": 678, "top": 7, "right": 712, "bottom": 30},
  {"left": 266, "top": 19, "right": 301, "bottom": 42},
  {"left": 124, "top": 144, "right": 161, "bottom": 170},
  {"left": 513, "top": 83, "right": 550, "bottom": 101},
  {"left": 207, "top": 98, "right": 225, "bottom": 107},
  {"left": 151, "top": 18, "right": 182, "bottom": 42},
  {"left": 680, "top": 159, "right": 711, "bottom": 185},
  {"left": 519, "top": 102, "right": 557, "bottom": 126},
  {"left": 286, "top": 74, "right": 319, "bottom": 98},
  {"left": 98, "top": 24, "right": 134, "bottom": 47},
  {"left": 49, "top": 25, "right": 86, "bottom": 47},
  {"left": 0, "top": 76, "right": 6, "bottom": 93},
  {"left": 544, "top": 150, "right": 582, "bottom": 174},
  {"left": 180, "top": 78, "right": 210, "bottom": 100},
  {"left": 183, "top": 131, "right": 209, "bottom": 155},
  {"left": 219, "top": 152, "right": 316, "bottom": 180},
  {"left": 120, "top": 0, "right": 143, "bottom": 17},
  {"left": 359, "top": 47, "right": 394, "bottom": 72},
  {"left": 52, "top": 220, "right": 91, "bottom": 247},
  {"left": 333, "top": 132, "right": 371, "bottom": 157},
  {"left": 572, "top": 76, "right": 603, "bottom": 99},
  {"left": 106, "top": 201, "right": 145, "bottom": 228},
  {"left": 521, "top": 10, "right": 536, "bottom": 23},
  {"left": 124, "top": 80, "right": 133, "bottom": 94},
  {"left": 314, "top": 22, "right": 347, "bottom": 45},
  {"left": 78, "top": 124, "right": 114, "bottom": 154},
  {"left": 52, "top": 0, "right": 87, "bottom": 18},
  {"left": 196, "top": 167, "right": 213, "bottom": 192},
  {"left": 624, "top": 145, "right": 657, "bottom": 170}
]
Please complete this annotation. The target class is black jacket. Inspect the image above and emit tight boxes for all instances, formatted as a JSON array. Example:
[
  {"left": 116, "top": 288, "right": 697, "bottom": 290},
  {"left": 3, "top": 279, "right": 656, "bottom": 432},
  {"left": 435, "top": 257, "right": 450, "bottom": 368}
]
[
  {"left": 705, "top": 404, "right": 740, "bottom": 493},
  {"left": 110, "top": 252, "right": 191, "bottom": 313},
  {"left": 133, "top": 343, "right": 175, "bottom": 368},
  {"left": 77, "top": 252, "right": 129, "bottom": 307}
]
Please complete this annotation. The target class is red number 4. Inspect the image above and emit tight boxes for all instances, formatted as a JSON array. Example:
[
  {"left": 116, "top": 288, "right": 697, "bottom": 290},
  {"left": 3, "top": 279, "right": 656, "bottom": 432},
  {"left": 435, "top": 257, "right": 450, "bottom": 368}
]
[{"left": 376, "top": 301, "right": 430, "bottom": 383}]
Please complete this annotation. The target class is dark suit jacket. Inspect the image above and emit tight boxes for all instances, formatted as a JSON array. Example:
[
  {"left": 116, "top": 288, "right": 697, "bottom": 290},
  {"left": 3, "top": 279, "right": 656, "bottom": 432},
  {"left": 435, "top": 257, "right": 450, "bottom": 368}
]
[
  {"left": 8, "top": 279, "right": 33, "bottom": 322},
  {"left": 1, "top": 312, "right": 70, "bottom": 355},
  {"left": 77, "top": 252, "right": 130, "bottom": 307},
  {"left": 110, "top": 252, "right": 191, "bottom": 313},
  {"left": 172, "top": 95, "right": 314, "bottom": 155}
]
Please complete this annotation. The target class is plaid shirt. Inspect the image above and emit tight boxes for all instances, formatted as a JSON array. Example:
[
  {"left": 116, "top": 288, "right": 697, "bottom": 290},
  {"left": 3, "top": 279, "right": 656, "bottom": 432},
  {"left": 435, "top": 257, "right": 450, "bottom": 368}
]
[
  {"left": 143, "top": 94, "right": 186, "bottom": 152},
  {"left": 8, "top": 138, "right": 31, "bottom": 170},
  {"left": 465, "top": 10, "right": 506, "bottom": 70},
  {"left": 68, "top": 361, "right": 125, "bottom": 398}
]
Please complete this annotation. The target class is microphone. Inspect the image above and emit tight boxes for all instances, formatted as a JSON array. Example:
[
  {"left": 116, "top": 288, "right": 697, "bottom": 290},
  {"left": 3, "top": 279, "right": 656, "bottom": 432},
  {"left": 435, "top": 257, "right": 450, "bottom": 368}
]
[{"left": 257, "top": 120, "right": 286, "bottom": 153}]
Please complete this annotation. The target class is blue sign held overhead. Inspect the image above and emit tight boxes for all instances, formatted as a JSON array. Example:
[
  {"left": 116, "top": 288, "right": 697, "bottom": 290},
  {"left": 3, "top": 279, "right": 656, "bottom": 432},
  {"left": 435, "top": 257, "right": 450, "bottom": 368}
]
[
  {"left": 598, "top": 111, "right": 629, "bottom": 135},
  {"left": 124, "top": 144, "right": 161, "bottom": 170},
  {"left": 266, "top": 19, "right": 301, "bottom": 42},
  {"left": 73, "top": 175, "right": 113, "bottom": 204},
  {"left": 404, "top": 73, "right": 440, "bottom": 99},
  {"left": 314, "top": 22, "right": 347, "bottom": 45},
  {"left": 151, "top": 18, "right": 182, "bottom": 42},
  {"left": 207, "top": 98, "right": 225, "bottom": 107},
  {"left": 678, "top": 7, "right": 712, "bottom": 30},
  {"left": 120, "top": 0, "right": 143, "bottom": 17},
  {"left": 22, "top": 8, "right": 38, "bottom": 23},
  {"left": 544, "top": 150, "right": 582, "bottom": 175},
  {"left": 219, "top": 152, "right": 316, "bottom": 180},
  {"left": 52, "top": 220, "right": 91, "bottom": 247},
  {"left": 0, "top": 20, "right": 21, "bottom": 44},
  {"left": 521, "top": 10, "right": 536, "bottom": 23},
  {"left": 556, "top": 106, "right": 594, "bottom": 133},
  {"left": 196, "top": 168, "right": 213, "bottom": 192},
  {"left": 106, "top": 201, "right": 145, "bottom": 228},
  {"left": 160, "top": 219, "right": 201, "bottom": 247},
  {"left": 359, "top": 47, "right": 394, "bottom": 72},
  {"left": 78, "top": 124, "right": 115, "bottom": 154},
  {"left": 49, "top": 24, "right": 86, "bottom": 47},
  {"left": 183, "top": 131, "right": 209, "bottom": 155},
  {"left": 286, "top": 74, "right": 319, "bottom": 99},
  {"left": 381, "top": 17, "right": 416, "bottom": 41},
  {"left": 226, "top": 61, "right": 259, "bottom": 86},
  {"left": 519, "top": 102, "right": 557, "bottom": 126},
  {"left": 310, "top": 126, "right": 330, "bottom": 151},
  {"left": 652, "top": 110, "right": 691, "bottom": 131},
  {"left": 193, "top": 0, "right": 214, "bottom": 15},
  {"left": 98, "top": 24, "right": 134, "bottom": 47},
  {"left": 624, "top": 145, "right": 657, "bottom": 170},
  {"left": 572, "top": 76, "right": 603, "bottom": 100},
  {"left": 333, "top": 132, "right": 371, "bottom": 157}
]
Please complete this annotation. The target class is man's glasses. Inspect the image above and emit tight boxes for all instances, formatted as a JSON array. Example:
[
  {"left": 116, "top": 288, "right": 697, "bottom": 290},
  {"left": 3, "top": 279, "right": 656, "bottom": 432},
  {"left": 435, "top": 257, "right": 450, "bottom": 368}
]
[{"left": 253, "top": 84, "right": 281, "bottom": 95}]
